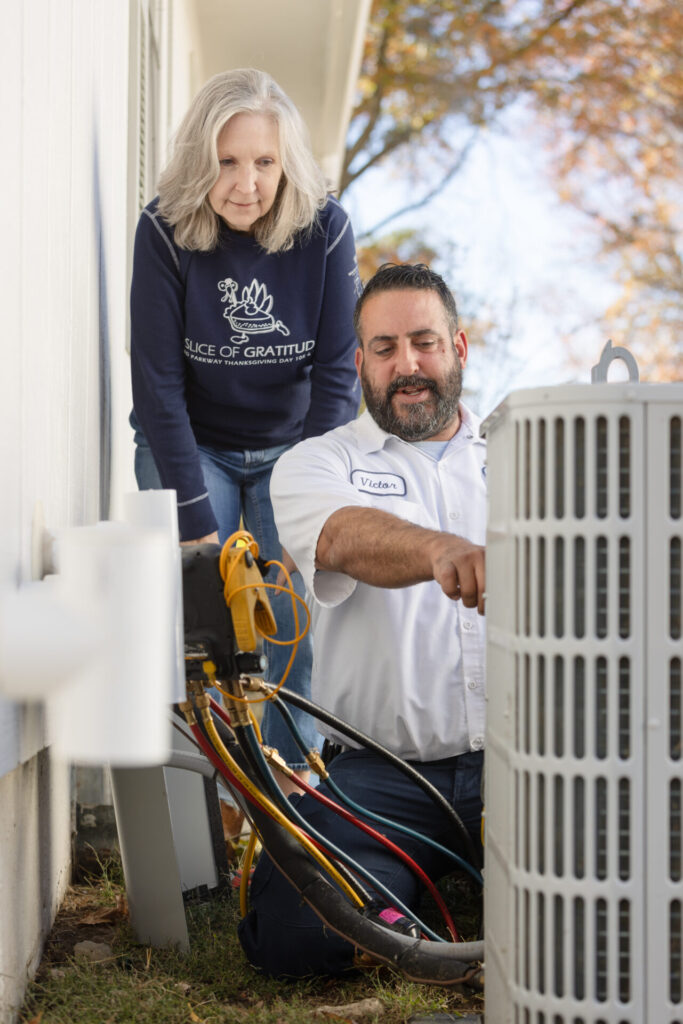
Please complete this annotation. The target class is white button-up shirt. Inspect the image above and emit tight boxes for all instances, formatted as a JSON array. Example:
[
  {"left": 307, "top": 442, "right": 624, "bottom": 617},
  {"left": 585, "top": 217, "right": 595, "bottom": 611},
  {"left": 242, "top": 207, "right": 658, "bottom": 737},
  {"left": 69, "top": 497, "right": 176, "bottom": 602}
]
[{"left": 270, "top": 405, "right": 487, "bottom": 762}]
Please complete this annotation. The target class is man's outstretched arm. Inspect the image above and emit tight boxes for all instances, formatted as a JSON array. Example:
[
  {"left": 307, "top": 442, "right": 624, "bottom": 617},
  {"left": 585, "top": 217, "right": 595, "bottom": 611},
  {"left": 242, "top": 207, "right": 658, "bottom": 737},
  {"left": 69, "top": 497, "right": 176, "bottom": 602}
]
[{"left": 316, "top": 506, "right": 485, "bottom": 614}]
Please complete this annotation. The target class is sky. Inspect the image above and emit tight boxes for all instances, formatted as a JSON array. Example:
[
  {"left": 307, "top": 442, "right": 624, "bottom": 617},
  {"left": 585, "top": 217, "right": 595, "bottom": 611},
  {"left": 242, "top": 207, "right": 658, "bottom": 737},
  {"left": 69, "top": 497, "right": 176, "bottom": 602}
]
[{"left": 343, "top": 112, "right": 625, "bottom": 421}]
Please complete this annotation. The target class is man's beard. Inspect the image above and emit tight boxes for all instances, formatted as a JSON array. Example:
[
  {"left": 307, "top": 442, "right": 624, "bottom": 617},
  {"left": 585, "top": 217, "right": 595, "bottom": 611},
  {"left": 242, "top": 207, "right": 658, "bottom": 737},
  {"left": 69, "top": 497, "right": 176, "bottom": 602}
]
[{"left": 361, "top": 357, "right": 463, "bottom": 442}]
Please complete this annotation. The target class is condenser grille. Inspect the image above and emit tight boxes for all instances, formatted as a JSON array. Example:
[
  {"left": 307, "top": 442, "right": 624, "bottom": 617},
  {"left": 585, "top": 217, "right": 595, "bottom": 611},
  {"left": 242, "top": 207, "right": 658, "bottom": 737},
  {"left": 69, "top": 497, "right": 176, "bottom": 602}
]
[
  {"left": 596, "top": 537, "right": 609, "bottom": 638},
  {"left": 538, "top": 891, "right": 546, "bottom": 992},
  {"left": 523, "top": 653, "right": 531, "bottom": 754},
  {"left": 525, "top": 419, "right": 532, "bottom": 518},
  {"left": 554, "top": 775, "right": 564, "bottom": 876},
  {"left": 671, "top": 899, "right": 682, "bottom": 1003},
  {"left": 595, "top": 658, "right": 608, "bottom": 759},
  {"left": 515, "top": 654, "right": 640, "bottom": 767},
  {"left": 618, "top": 538, "right": 631, "bottom": 637},
  {"left": 573, "top": 777, "right": 585, "bottom": 877},
  {"left": 523, "top": 769, "right": 531, "bottom": 871},
  {"left": 618, "top": 778, "right": 631, "bottom": 880},
  {"left": 574, "top": 538, "right": 586, "bottom": 636},
  {"left": 618, "top": 657, "right": 630, "bottom": 759},
  {"left": 595, "top": 777, "right": 608, "bottom": 879},
  {"left": 516, "top": 535, "right": 521, "bottom": 635},
  {"left": 671, "top": 778, "right": 682, "bottom": 882},
  {"left": 672, "top": 537, "right": 681, "bottom": 640},
  {"left": 554, "top": 893, "right": 565, "bottom": 996},
  {"left": 538, "top": 773, "right": 546, "bottom": 874},
  {"left": 619, "top": 416, "right": 631, "bottom": 517},
  {"left": 554, "top": 656, "right": 564, "bottom": 757},
  {"left": 515, "top": 421, "right": 520, "bottom": 518},
  {"left": 515, "top": 653, "right": 639, "bottom": 766},
  {"left": 672, "top": 416, "right": 681, "bottom": 519},
  {"left": 574, "top": 896, "right": 586, "bottom": 998},
  {"left": 555, "top": 537, "right": 565, "bottom": 636},
  {"left": 595, "top": 897, "right": 608, "bottom": 1000},
  {"left": 596, "top": 416, "right": 608, "bottom": 518},
  {"left": 573, "top": 656, "right": 586, "bottom": 757},
  {"left": 485, "top": 388, "right": 683, "bottom": 1023},
  {"left": 538, "top": 537, "right": 547, "bottom": 636},
  {"left": 539, "top": 418, "right": 547, "bottom": 519},
  {"left": 618, "top": 899, "right": 631, "bottom": 1002},
  {"left": 574, "top": 416, "right": 586, "bottom": 518},
  {"left": 555, "top": 418, "right": 565, "bottom": 517},
  {"left": 672, "top": 658, "right": 682, "bottom": 761},
  {"left": 524, "top": 536, "right": 531, "bottom": 635},
  {"left": 515, "top": 880, "right": 639, "bottom": 1019},
  {"left": 524, "top": 887, "right": 530, "bottom": 987},
  {"left": 538, "top": 655, "right": 547, "bottom": 755}
]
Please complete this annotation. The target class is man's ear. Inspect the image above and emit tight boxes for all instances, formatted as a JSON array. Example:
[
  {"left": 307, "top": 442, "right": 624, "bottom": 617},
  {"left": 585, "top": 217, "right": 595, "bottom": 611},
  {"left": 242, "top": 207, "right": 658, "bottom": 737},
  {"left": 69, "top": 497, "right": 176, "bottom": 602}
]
[
  {"left": 454, "top": 330, "right": 468, "bottom": 368},
  {"left": 354, "top": 345, "right": 363, "bottom": 379}
]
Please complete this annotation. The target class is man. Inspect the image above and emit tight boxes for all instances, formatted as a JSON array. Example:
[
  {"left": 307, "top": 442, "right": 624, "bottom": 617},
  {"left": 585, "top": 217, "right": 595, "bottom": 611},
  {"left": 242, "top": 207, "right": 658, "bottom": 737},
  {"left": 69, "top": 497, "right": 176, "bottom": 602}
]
[{"left": 238, "top": 263, "right": 486, "bottom": 977}]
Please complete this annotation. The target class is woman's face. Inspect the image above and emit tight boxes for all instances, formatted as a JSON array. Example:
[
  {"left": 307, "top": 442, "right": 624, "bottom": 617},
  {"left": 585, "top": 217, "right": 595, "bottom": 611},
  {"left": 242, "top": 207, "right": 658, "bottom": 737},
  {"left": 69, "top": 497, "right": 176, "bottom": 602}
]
[{"left": 208, "top": 112, "right": 283, "bottom": 233}]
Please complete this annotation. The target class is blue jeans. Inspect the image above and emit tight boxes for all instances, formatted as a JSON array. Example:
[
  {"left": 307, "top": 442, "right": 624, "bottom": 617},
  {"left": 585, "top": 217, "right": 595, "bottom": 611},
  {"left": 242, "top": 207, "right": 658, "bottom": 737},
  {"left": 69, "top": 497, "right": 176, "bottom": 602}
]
[
  {"left": 238, "top": 748, "right": 484, "bottom": 977},
  {"left": 133, "top": 427, "right": 317, "bottom": 768}
]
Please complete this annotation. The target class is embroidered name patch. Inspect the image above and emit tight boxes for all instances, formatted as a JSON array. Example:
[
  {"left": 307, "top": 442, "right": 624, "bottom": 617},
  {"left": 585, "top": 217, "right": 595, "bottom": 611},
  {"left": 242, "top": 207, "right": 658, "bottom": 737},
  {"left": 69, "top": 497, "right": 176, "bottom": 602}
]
[{"left": 350, "top": 469, "right": 407, "bottom": 496}]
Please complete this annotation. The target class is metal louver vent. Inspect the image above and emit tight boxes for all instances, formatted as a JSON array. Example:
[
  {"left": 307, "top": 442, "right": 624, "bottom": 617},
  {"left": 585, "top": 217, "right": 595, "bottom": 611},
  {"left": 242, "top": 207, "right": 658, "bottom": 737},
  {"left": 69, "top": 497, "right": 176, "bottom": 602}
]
[{"left": 484, "top": 374, "right": 683, "bottom": 1023}]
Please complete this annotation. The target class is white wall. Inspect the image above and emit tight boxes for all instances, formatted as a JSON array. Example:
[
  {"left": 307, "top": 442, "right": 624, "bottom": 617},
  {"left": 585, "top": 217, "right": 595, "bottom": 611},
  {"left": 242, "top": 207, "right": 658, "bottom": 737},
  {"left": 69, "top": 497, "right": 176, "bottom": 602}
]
[
  {"left": 0, "top": 2, "right": 138, "bottom": 1019},
  {"left": 0, "top": 755, "right": 72, "bottom": 1024},
  {"left": 0, "top": 1, "right": 369, "bottom": 1018}
]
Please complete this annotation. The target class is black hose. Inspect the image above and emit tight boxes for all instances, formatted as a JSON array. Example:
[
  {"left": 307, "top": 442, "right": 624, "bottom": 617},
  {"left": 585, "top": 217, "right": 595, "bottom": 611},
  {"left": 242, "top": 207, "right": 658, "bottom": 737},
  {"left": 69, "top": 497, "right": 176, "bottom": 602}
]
[
  {"left": 241, "top": 793, "right": 484, "bottom": 982},
  {"left": 196, "top": 702, "right": 372, "bottom": 905},
  {"left": 177, "top": 705, "right": 485, "bottom": 977},
  {"left": 270, "top": 686, "right": 482, "bottom": 871}
]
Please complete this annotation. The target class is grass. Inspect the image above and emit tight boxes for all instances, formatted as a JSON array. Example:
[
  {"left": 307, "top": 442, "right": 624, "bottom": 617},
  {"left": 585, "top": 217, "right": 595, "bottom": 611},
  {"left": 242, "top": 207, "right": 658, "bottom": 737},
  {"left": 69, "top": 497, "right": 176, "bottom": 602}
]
[{"left": 20, "top": 855, "right": 484, "bottom": 1024}]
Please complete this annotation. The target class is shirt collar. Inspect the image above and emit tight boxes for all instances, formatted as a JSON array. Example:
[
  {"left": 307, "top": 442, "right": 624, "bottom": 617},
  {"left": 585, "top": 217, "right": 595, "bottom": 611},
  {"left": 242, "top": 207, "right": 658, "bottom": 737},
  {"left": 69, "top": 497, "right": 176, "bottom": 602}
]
[{"left": 354, "top": 404, "right": 485, "bottom": 455}]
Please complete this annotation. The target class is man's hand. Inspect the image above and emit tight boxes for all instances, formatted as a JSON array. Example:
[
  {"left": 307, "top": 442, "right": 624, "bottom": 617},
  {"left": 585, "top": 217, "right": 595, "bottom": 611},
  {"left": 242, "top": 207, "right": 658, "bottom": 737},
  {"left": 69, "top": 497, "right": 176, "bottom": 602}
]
[
  {"left": 276, "top": 546, "right": 299, "bottom": 588},
  {"left": 426, "top": 534, "right": 486, "bottom": 614}
]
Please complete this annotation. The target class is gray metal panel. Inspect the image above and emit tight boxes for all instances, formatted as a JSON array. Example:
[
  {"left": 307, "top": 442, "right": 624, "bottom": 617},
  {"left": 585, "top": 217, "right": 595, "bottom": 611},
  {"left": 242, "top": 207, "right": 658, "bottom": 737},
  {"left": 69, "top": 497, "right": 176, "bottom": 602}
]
[
  {"left": 163, "top": 727, "right": 219, "bottom": 894},
  {"left": 110, "top": 765, "right": 189, "bottom": 951}
]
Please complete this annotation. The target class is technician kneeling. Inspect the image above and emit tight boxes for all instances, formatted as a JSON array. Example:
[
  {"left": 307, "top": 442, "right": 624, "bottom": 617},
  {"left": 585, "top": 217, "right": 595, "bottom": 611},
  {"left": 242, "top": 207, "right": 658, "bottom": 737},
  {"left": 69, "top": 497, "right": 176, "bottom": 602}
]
[{"left": 238, "top": 263, "right": 487, "bottom": 977}]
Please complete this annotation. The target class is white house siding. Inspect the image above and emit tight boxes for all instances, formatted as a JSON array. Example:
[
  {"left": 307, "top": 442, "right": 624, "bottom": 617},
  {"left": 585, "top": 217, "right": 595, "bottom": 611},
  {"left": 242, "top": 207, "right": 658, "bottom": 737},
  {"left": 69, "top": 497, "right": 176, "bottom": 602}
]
[
  {"left": 0, "top": 754, "right": 72, "bottom": 1024},
  {"left": 0, "top": 1, "right": 369, "bottom": 1019},
  {"left": 0, "top": 0, "right": 139, "bottom": 1019}
]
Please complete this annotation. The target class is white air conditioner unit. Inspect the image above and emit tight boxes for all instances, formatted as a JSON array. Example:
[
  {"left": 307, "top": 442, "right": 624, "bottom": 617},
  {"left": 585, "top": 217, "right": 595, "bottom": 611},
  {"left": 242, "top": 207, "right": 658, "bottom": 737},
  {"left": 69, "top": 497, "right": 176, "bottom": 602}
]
[{"left": 483, "top": 349, "right": 683, "bottom": 1023}]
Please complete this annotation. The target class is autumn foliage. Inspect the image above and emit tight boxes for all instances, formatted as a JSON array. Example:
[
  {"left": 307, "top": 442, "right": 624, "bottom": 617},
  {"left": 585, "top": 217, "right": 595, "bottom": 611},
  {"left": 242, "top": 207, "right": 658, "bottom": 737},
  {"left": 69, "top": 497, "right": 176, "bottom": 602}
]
[{"left": 343, "top": 0, "right": 682, "bottom": 379}]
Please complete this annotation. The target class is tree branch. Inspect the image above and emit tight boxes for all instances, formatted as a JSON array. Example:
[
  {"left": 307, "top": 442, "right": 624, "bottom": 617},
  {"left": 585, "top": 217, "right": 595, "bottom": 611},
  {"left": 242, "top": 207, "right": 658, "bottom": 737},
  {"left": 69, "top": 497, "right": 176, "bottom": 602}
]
[
  {"left": 356, "top": 132, "right": 479, "bottom": 239},
  {"left": 341, "top": 14, "right": 395, "bottom": 189},
  {"left": 341, "top": 126, "right": 422, "bottom": 195}
]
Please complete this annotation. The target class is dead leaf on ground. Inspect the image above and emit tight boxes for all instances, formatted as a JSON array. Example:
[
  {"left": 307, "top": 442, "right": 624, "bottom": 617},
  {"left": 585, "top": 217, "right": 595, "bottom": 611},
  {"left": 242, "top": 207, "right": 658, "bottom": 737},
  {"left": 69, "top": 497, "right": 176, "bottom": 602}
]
[{"left": 78, "top": 895, "right": 128, "bottom": 926}]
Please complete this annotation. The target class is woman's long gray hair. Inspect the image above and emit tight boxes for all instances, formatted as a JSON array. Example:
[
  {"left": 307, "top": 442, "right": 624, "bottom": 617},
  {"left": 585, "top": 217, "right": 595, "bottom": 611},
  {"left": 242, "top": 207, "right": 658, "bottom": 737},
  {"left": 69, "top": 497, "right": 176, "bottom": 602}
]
[{"left": 157, "top": 68, "right": 328, "bottom": 253}]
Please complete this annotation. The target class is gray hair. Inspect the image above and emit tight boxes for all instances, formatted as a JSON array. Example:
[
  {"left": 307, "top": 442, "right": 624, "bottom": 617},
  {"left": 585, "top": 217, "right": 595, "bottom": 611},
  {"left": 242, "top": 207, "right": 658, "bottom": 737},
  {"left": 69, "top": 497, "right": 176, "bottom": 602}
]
[{"left": 157, "top": 68, "right": 328, "bottom": 253}]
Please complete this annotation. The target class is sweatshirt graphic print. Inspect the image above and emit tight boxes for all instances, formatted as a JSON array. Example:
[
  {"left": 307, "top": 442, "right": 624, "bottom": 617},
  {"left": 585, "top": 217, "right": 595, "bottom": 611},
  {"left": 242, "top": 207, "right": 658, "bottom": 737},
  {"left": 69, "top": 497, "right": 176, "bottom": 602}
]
[{"left": 130, "top": 195, "right": 361, "bottom": 538}]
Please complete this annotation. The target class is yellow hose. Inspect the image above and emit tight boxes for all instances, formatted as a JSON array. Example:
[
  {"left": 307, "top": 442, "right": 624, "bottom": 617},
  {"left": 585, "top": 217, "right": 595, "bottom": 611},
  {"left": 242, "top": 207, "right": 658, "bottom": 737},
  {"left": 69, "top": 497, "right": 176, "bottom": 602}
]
[
  {"left": 239, "top": 830, "right": 260, "bottom": 917},
  {"left": 199, "top": 705, "right": 365, "bottom": 909},
  {"left": 216, "top": 533, "right": 311, "bottom": 704}
]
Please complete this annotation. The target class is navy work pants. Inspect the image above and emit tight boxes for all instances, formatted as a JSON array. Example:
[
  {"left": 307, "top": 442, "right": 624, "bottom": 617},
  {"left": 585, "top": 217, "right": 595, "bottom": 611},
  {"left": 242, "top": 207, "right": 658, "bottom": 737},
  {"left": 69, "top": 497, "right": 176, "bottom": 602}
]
[{"left": 238, "top": 747, "right": 483, "bottom": 977}]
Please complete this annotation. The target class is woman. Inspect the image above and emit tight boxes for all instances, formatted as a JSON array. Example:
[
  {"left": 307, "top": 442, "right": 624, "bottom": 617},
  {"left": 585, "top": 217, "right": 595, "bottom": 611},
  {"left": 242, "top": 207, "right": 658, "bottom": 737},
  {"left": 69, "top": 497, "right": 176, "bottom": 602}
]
[{"left": 130, "top": 69, "right": 361, "bottom": 790}]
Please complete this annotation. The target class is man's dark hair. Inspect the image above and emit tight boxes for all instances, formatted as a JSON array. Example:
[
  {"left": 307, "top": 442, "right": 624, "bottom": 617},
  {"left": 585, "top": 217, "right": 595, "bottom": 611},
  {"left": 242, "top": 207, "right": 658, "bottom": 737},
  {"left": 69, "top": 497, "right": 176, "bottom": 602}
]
[{"left": 353, "top": 263, "right": 459, "bottom": 343}]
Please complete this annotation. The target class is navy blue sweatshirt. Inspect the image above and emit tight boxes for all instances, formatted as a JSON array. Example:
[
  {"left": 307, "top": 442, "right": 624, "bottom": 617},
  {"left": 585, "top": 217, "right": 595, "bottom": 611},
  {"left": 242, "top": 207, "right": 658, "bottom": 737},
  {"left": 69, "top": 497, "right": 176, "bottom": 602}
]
[{"left": 130, "top": 196, "right": 362, "bottom": 539}]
